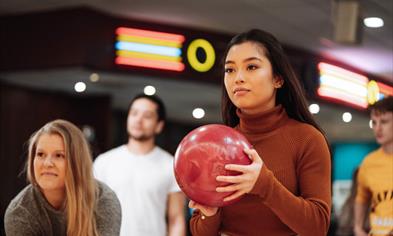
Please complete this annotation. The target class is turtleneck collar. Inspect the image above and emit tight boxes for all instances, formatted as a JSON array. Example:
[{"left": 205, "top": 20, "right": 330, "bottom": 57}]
[{"left": 236, "top": 105, "right": 288, "bottom": 135}]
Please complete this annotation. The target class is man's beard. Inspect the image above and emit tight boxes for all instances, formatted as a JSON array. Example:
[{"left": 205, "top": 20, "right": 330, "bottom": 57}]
[{"left": 128, "top": 132, "right": 154, "bottom": 142}]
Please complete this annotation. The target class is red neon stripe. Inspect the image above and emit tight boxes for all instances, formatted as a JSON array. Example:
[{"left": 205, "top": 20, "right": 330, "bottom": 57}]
[
  {"left": 115, "top": 56, "right": 185, "bottom": 72},
  {"left": 116, "top": 27, "right": 185, "bottom": 43},
  {"left": 377, "top": 82, "right": 393, "bottom": 96}
]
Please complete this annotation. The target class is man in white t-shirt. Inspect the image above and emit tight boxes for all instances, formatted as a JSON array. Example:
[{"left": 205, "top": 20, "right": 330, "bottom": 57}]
[{"left": 94, "top": 94, "right": 186, "bottom": 236}]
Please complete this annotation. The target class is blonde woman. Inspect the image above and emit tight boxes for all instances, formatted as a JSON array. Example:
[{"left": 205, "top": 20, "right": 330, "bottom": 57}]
[{"left": 5, "top": 119, "right": 121, "bottom": 236}]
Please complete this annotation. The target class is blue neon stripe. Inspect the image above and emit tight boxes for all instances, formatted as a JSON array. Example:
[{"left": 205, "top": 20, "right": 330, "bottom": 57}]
[{"left": 115, "top": 42, "right": 182, "bottom": 57}]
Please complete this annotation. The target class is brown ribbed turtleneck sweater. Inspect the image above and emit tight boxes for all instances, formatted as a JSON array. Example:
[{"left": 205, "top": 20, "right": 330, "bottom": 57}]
[{"left": 190, "top": 105, "right": 331, "bottom": 236}]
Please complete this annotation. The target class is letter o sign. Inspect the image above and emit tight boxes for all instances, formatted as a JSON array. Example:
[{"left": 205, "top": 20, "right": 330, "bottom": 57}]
[
  {"left": 367, "top": 80, "right": 380, "bottom": 105},
  {"left": 187, "top": 39, "right": 215, "bottom": 72}
]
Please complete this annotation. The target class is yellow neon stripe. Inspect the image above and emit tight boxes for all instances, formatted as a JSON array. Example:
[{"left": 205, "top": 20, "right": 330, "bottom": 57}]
[
  {"left": 116, "top": 50, "right": 182, "bottom": 62},
  {"left": 319, "top": 84, "right": 367, "bottom": 101},
  {"left": 319, "top": 82, "right": 366, "bottom": 98},
  {"left": 117, "top": 35, "right": 182, "bottom": 48},
  {"left": 318, "top": 86, "right": 368, "bottom": 107}
]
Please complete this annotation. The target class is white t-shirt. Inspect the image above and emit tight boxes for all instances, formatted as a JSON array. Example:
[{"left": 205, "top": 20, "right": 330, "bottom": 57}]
[{"left": 93, "top": 145, "right": 180, "bottom": 236}]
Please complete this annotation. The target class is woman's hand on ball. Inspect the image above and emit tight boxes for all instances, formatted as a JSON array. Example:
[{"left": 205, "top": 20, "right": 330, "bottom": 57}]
[{"left": 215, "top": 148, "right": 263, "bottom": 202}]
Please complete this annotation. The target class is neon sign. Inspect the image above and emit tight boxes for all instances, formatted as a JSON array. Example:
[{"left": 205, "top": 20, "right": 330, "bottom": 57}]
[
  {"left": 115, "top": 27, "right": 185, "bottom": 71},
  {"left": 318, "top": 62, "right": 393, "bottom": 109},
  {"left": 114, "top": 27, "right": 216, "bottom": 73}
]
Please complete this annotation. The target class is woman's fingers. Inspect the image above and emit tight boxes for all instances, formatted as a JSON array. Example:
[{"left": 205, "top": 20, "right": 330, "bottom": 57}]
[
  {"left": 223, "top": 190, "right": 245, "bottom": 202},
  {"left": 216, "top": 183, "right": 242, "bottom": 192},
  {"left": 216, "top": 175, "right": 243, "bottom": 183},
  {"left": 224, "top": 163, "right": 249, "bottom": 172},
  {"left": 214, "top": 148, "right": 263, "bottom": 200}
]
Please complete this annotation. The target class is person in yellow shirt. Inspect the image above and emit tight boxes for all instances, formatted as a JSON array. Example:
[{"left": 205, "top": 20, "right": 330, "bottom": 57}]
[{"left": 354, "top": 96, "right": 393, "bottom": 236}]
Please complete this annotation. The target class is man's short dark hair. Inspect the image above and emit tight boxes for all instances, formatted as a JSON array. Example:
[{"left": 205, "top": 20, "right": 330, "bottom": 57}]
[
  {"left": 368, "top": 96, "right": 393, "bottom": 114},
  {"left": 128, "top": 94, "right": 166, "bottom": 122}
]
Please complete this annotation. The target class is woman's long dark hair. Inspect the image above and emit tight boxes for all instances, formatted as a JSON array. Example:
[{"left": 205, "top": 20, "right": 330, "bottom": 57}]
[{"left": 221, "top": 29, "right": 324, "bottom": 134}]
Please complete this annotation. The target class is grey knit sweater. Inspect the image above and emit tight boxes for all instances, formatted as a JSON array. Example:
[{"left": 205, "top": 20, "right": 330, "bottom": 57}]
[{"left": 4, "top": 181, "right": 121, "bottom": 236}]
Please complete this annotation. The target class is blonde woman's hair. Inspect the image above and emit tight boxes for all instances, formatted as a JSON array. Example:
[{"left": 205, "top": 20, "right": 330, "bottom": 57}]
[{"left": 27, "top": 119, "right": 98, "bottom": 236}]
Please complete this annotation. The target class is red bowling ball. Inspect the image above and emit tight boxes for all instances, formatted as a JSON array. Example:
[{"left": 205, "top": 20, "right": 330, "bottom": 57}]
[{"left": 174, "top": 124, "right": 252, "bottom": 207}]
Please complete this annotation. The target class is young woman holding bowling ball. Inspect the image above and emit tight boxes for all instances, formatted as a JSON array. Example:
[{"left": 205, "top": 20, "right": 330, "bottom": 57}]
[{"left": 189, "top": 29, "right": 331, "bottom": 236}]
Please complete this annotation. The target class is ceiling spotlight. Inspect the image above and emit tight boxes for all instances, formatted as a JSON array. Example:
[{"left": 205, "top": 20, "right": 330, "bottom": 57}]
[
  {"left": 364, "top": 17, "right": 384, "bottom": 28},
  {"left": 144, "top": 85, "right": 156, "bottom": 95},
  {"left": 192, "top": 108, "right": 205, "bottom": 119},
  {"left": 74, "top": 82, "right": 86, "bottom": 93},
  {"left": 309, "top": 103, "right": 320, "bottom": 114},
  {"left": 342, "top": 112, "right": 352, "bottom": 123}
]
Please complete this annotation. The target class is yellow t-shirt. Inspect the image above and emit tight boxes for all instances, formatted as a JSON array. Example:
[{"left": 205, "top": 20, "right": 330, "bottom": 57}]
[{"left": 356, "top": 148, "right": 393, "bottom": 236}]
